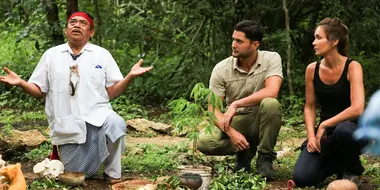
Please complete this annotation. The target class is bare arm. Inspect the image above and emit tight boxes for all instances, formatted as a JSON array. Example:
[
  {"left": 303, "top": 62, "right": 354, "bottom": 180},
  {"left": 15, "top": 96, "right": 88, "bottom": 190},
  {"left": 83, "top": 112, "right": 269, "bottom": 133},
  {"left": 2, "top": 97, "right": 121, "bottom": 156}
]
[
  {"left": 106, "top": 73, "right": 134, "bottom": 99},
  {"left": 304, "top": 63, "right": 317, "bottom": 139},
  {"left": 208, "top": 96, "right": 249, "bottom": 151},
  {"left": 208, "top": 96, "right": 225, "bottom": 130},
  {"left": 106, "top": 59, "right": 152, "bottom": 99},
  {"left": 222, "top": 76, "right": 282, "bottom": 131},
  {"left": 304, "top": 63, "right": 321, "bottom": 153},
  {"left": 319, "top": 61, "right": 365, "bottom": 128},
  {"left": 0, "top": 67, "right": 45, "bottom": 98},
  {"left": 19, "top": 80, "right": 45, "bottom": 98}
]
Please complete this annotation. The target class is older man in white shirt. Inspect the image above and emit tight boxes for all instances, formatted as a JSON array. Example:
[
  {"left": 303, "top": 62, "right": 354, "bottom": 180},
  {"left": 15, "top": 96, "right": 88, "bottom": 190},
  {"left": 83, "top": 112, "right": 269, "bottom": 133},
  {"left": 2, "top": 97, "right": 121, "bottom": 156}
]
[{"left": 0, "top": 11, "right": 152, "bottom": 184}]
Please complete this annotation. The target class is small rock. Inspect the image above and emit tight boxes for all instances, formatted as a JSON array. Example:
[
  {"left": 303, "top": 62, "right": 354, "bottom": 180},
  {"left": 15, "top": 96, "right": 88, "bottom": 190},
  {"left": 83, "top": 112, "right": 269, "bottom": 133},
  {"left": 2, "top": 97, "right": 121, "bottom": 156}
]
[
  {"left": 126, "top": 119, "right": 157, "bottom": 134},
  {"left": 150, "top": 122, "right": 172, "bottom": 134},
  {"left": 326, "top": 179, "right": 358, "bottom": 190},
  {"left": 112, "top": 179, "right": 156, "bottom": 190},
  {"left": 0, "top": 130, "right": 47, "bottom": 152},
  {"left": 277, "top": 147, "right": 292, "bottom": 158}
]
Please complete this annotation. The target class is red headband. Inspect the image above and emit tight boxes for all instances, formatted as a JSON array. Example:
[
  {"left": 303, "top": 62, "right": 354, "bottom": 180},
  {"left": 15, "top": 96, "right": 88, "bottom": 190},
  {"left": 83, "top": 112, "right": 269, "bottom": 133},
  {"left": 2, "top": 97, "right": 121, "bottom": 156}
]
[{"left": 68, "top": 12, "right": 94, "bottom": 28}]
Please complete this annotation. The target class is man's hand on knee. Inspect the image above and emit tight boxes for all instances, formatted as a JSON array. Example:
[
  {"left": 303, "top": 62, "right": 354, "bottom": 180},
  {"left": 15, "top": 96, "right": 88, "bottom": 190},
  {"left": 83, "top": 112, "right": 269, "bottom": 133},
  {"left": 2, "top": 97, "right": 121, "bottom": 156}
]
[{"left": 227, "top": 128, "right": 250, "bottom": 151}]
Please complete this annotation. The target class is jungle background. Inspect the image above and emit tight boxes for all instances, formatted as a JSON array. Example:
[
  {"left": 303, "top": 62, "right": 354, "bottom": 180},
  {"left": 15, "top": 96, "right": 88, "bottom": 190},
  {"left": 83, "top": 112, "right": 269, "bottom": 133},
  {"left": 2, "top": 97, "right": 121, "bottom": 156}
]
[{"left": 0, "top": 0, "right": 380, "bottom": 189}]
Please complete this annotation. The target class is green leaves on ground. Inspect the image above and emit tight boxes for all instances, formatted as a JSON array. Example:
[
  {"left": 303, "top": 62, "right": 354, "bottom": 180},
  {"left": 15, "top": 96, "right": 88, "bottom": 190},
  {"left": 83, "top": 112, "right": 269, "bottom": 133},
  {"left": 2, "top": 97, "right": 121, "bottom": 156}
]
[
  {"left": 122, "top": 143, "right": 188, "bottom": 175},
  {"left": 211, "top": 169, "right": 266, "bottom": 190}
]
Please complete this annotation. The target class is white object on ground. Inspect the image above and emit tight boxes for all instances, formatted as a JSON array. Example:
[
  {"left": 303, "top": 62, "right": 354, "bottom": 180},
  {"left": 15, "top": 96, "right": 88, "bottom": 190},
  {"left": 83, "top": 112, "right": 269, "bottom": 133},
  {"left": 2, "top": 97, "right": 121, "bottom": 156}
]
[
  {"left": 277, "top": 147, "right": 292, "bottom": 158},
  {"left": 0, "top": 154, "right": 6, "bottom": 169},
  {"left": 138, "top": 184, "right": 157, "bottom": 190},
  {"left": 0, "top": 154, "right": 6, "bottom": 183},
  {"left": 33, "top": 158, "right": 64, "bottom": 178}
]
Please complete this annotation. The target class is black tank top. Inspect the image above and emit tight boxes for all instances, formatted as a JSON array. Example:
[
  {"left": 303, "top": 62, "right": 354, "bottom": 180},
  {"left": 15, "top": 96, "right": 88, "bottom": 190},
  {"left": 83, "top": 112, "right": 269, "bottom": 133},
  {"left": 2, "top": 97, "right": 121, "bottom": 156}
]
[{"left": 313, "top": 58, "right": 353, "bottom": 123}]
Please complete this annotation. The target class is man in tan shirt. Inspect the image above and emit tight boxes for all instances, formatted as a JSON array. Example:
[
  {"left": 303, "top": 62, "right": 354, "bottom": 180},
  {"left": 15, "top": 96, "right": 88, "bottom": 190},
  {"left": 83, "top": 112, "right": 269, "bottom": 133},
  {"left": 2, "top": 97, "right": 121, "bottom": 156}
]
[{"left": 197, "top": 20, "right": 283, "bottom": 180}]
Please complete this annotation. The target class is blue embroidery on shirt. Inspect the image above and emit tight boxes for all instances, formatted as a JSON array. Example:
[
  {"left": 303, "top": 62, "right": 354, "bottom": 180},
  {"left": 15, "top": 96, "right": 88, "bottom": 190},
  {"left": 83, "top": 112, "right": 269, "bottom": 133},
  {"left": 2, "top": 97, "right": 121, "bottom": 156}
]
[{"left": 95, "top": 65, "right": 102, "bottom": 69}]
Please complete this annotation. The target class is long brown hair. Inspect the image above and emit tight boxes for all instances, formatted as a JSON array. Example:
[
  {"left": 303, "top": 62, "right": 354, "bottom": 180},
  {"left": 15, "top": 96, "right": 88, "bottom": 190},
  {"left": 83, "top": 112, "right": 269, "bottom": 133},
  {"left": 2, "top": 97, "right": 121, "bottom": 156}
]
[{"left": 318, "top": 18, "right": 349, "bottom": 56}]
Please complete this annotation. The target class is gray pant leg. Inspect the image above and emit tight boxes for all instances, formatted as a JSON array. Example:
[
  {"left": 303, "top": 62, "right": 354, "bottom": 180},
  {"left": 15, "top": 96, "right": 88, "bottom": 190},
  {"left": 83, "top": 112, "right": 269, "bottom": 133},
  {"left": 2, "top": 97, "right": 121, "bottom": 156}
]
[
  {"left": 102, "top": 112, "right": 126, "bottom": 178},
  {"left": 104, "top": 136, "right": 126, "bottom": 178}
]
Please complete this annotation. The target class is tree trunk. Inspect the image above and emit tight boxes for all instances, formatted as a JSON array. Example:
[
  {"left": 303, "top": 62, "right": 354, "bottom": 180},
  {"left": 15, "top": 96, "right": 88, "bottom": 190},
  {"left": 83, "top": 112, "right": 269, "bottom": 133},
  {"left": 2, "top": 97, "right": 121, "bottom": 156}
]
[
  {"left": 18, "top": 4, "right": 29, "bottom": 25},
  {"left": 93, "top": 0, "right": 102, "bottom": 46},
  {"left": 42, "top": 0, "right": 64, "bottom": 45},
  {"left": 66, "top": 0, "right": 78, "bottom": 19},
  {"left": 282, "top": 0, "right": 294, "bottom": 96}
]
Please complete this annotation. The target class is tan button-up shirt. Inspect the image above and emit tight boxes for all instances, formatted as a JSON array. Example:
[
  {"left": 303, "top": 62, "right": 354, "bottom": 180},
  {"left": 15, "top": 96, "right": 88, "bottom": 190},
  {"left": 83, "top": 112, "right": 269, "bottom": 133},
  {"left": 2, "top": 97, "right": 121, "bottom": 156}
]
[{"left": 209, "top": 50, "right": 283, "bottom": 113}]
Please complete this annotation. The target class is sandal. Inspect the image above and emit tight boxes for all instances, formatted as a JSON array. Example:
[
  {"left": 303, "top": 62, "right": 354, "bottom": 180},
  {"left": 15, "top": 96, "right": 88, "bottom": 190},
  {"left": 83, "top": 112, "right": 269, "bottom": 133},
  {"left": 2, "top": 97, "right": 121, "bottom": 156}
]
[{"left": 103, "top": 172, "right": 123, "bottom": 185}]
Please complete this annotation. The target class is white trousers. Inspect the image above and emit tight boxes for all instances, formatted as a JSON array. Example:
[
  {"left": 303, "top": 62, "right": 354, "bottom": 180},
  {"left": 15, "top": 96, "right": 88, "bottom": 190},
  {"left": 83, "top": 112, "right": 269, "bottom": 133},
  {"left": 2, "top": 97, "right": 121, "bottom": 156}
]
[
  {"left": 102, "top": 112, "right": 127, "bottom": 179},
  {"left": 104, "top": 136, "right": 126, "bottom": 178}
]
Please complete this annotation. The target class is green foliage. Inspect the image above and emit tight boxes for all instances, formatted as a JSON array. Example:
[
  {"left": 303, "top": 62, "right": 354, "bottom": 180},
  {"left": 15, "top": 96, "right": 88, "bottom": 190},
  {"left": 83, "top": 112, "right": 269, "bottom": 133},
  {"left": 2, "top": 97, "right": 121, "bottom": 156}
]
[
  {"left": 20, "top": 110, "right": 46, "bottom": 121},
  {"left": 0, "top": 12, "right": 46, "bottom": 109},
  {"left": 362, "top": 156, "right": 380, "bottom": 187},
  {"left": 0, "top": 89, "right": 44, "bottom": 110},
  {"left": 281, "top": 95, "right": 305, "bottom": 128},
  {"left": 0, "top": 109, "right": 19, "bottom": 124},
  {"left": 2, "top": 0, "right": 380, "bottom": 106},
  {"left": 1, "top": 124, "right": 14, "bottom": 136},
  {"left": 111, "top": 95, "right": 148, "bottom": 120},
  {"left": 273, "top": 149, "right": 300, "bottom": 180},
  {"left": 169, "top": 83, "right": 223, "bottom": 135},
  {"left": 122, "top": 143, "right": 188, "bottom": 175},
  {"left": 24, "top": 142, "right": 51, "bottom": 161},
  {"left": 0, "top": 108, "right": 46, "bottom": 133},
  {"left": 157, "top": 176, "right": 180, "bottom": 190},
  {"left": 210, "top": 168, "right": 266, "bottom": 190},
  {"left": 168, "top": 83, "right": 223, "bottom": 164},
  {"left": 169, "top": 97, "right": 203, "bottom": 130},
  {"left": 355, "top": 54, "right": 380, "bottom": 97},
  {"left": 1, "top": 2, "right": 380, "bottom": 189},
  {"left": 28, "top": 178, "right": 77, "bottom": 190}
]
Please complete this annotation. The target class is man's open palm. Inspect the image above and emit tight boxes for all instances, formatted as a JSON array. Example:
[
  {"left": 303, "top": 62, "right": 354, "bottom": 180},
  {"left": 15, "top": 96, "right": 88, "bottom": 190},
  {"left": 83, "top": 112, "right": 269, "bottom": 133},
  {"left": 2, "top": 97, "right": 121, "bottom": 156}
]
[
  {"left": 129, "top": 59, "right": 153, "bottom": 77},
  {"left": 0, "top": 67, "right": 22, "bottom": 86}
]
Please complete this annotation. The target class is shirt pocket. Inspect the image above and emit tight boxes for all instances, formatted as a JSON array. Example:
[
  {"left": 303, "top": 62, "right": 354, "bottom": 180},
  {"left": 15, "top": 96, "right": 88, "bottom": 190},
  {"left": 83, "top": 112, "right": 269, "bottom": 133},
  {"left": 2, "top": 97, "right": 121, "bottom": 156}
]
[
  {"left": 51, "top": 113, "right": 87, "bottom": 145},
  {"left": 246, "top": 69, "right": 267, "bottom": 92},
  {"left": 90, "top": 67, "right": 106, "bottom": 87}
]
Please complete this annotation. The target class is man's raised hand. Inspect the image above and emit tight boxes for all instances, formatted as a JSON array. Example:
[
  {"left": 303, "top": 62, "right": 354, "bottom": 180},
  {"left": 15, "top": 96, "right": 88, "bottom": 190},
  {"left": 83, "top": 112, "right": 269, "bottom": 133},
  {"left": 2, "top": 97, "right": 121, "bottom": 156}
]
[
  {"left": 129, "top": 59, "right": 153, "bottom": 78},
  {"left": 0, "top": 67, "right": 22, "bottom": 86}
]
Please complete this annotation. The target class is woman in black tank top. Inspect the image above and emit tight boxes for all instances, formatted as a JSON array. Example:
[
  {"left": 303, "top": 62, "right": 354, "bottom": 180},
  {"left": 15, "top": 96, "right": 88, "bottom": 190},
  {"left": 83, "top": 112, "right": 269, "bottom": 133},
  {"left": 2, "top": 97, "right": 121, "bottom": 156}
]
[{"left": 292, "top": 18, "right": 365, "bottom": 187}]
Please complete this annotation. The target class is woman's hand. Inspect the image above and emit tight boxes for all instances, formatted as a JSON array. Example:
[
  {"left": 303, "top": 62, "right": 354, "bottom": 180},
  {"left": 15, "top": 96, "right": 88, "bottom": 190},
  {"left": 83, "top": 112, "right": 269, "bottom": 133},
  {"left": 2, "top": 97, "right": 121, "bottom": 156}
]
[
  {"left": 307, "top": 136, "right": 320, "bottom": 153},
  {"left": 315, "top": 122, "right": 327, "bottom": 152}
]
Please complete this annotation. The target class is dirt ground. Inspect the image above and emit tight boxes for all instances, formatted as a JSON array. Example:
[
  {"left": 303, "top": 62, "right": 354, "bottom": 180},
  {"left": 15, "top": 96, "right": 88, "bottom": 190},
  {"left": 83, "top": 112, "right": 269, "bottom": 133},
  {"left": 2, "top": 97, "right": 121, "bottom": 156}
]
[
  {"left": 21, "top": 135, "right": 379, "bottom": 190},
  {"left": 21, "top": 135, "right": 186, "bottom": 190}
]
